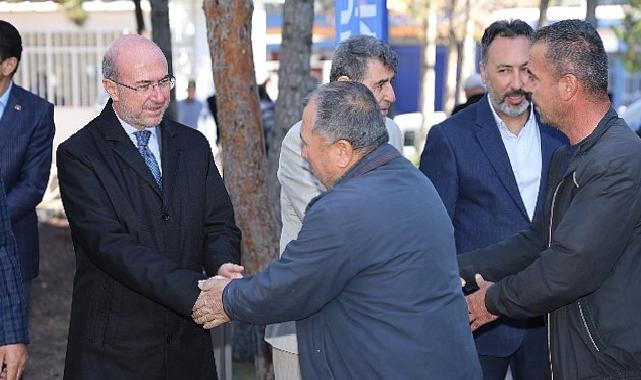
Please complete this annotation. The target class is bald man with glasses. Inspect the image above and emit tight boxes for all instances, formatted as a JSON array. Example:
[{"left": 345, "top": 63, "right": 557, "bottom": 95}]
[{"left": 56, "top": 34, "right": 242, "bottom": 380}]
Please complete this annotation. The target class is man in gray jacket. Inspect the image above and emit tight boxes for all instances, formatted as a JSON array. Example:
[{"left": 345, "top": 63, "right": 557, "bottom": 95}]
[
  {"left": 193, "top": 81, "right": 481, "bottom": 380},
  {"left": 462, "top": 19, "right": 641, "bottom": 378}
]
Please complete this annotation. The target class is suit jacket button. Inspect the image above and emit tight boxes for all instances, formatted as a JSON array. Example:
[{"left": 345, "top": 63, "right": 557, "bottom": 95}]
[
  {"left": 162, "top": 212, "right": 170, "bottom": 221},
  {"left": 166, "top": 335, "right": 172, "bottom": 344}
]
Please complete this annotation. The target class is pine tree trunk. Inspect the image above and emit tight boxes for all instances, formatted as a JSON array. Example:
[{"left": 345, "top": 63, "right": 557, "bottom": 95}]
[
  {"left": 266, "top": 0, "right": 315, "bottom": 223},
  {"left": 149, "top": 0, "right": 176, "bottom": 119},
  {"left": 203, "top": 0, "right": 280, "bottom": 378}
]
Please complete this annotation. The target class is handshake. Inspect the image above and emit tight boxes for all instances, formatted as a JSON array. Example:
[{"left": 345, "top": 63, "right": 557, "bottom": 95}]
[{"left": 191, "top": 263, "right": 244, "bottom": 329}]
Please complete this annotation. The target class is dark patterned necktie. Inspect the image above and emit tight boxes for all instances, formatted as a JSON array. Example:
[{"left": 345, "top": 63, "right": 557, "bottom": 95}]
[{"left": 134, "top": 130, "right": 162, "bottom": 190}]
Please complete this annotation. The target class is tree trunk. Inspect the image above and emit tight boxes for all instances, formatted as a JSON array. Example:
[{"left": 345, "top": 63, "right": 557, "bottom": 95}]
[
  {"left": 149, "top": 0, "right": 176, "bottom": 120},
  {"left": 444, "top": 0, "right": 461, "bottom": 115},
  {"left": 538, "top": 0, "right": 550, "bottom": 27},
  {"left": 266, "top": 0, "right": 315, "bottom": 232},
  {"left": 586, "top": 0, "right": 598, "bottom": 28},
  {"left": 133, "top": 0, "right": 146, "bottom": 35},
  {"left": 203, "top": 0, "right": 280, "bottom": 378},
  {"left": 419, "top": 0, "right": 437, "bottom": 147}
]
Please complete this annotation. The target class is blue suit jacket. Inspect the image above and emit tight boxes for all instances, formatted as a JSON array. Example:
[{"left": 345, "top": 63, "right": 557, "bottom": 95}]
[
  {"left": 0, "top": 84, "right": 55, "bottom": 281},
  {"left": 225, "top": 144, "right": 482, "bottom": 379},
  {"left": 0, "top": 176, "right": 28, "bottom": 345},
  {"left": 419, "top": 95, "right": 566, "bottom": 356}
]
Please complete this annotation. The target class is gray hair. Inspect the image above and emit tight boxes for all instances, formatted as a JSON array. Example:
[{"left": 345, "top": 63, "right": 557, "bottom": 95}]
[
  {"left": 102, "top": 48, "right": 119, "bottom": 80},
  {"left": 306, "top": 81, "right": 388, "bottom": 155},
  {"left": 532, "top": 19, "right": 608, "bottom": 98},
  {"left": 329, "top": 35, "right": 398, "bottom": 82}
]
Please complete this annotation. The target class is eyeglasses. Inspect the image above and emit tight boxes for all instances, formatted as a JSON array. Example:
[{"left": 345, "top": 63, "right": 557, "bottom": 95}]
[{"left": 109, "top": 75, "right": 175, "bottom": 93}]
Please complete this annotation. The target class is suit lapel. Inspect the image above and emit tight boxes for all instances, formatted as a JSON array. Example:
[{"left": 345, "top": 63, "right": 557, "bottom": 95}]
[
  {"left": 474, "top": 97, "right": 529, "bottom": 220},
  {"left": 0, "top": 85, "right": 24, "bottom": 153},
  {"left": 101, "top": 101, "right": 162, "bottom": 198}
]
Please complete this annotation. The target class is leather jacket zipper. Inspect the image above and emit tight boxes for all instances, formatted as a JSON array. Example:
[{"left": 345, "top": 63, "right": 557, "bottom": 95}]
[
  {"left": 547, "top": 180, "right": 563, "bottom": 379},
  {"left": 578, "top": 301, "right": 600, "bottom": 352}
]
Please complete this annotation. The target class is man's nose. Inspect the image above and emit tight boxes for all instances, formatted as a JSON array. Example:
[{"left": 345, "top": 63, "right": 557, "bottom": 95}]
[
  {"left": 383, "top": 83, "right": 396, "bottom": 104},
  {"left": 149, "top": 84, "right": 168, "bottom": 101},
  {"left": 511, "top": 70, "right": 525, "bottom": 90}
]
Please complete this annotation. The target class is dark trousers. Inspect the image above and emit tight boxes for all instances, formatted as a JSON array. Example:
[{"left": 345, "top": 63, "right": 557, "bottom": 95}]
[{"left": 479, "top": 325, "right": 549, "bottom": 380}]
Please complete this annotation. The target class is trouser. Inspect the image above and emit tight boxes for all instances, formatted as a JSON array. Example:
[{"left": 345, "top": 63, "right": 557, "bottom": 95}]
[{"left": 478, "top": 325, "right": 549, "bottom": 380}]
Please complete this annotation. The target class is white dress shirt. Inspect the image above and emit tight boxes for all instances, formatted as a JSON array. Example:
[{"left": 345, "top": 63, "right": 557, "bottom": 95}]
[
  {"left": 116, "top": 115, "right": 162, "bottom": 174},
  {"left": 488, "top": 97, "right": 542, "bottom": 221}
]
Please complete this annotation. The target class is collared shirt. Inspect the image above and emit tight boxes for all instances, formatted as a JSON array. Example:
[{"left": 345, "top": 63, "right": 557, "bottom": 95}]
[
  {"left": 116, "top": 115, "right": 162, "bottom": 174},
  {"left": 0, "top": 81, "right": 13, "bottom": 121},
  {"left": 487, "top": 97, "right": 542, "bottom": 221}
]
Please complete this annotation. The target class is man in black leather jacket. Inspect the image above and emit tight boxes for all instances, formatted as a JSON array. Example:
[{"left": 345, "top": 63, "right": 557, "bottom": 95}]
[{"left": 460, "top": 19, "right": 641, "bottom": 379}]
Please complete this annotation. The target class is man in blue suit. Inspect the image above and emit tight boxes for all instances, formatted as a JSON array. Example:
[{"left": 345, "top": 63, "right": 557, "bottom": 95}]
[
  {"left": 0, "top": 20, "right": 56, "bottom": 319},
  {"left": 0, "top": 176, "right": 28, "bottom": 380},
  {"left": 420, "top": 20, "right": 566, "bottom": 379}
]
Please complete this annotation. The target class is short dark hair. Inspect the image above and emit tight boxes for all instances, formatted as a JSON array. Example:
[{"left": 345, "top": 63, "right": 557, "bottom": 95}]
[
  {"left": 532, "top": 19, "right": 608, "bottom": 98},
  {"left": 329, "top": 35, "right": 398, "bottom": 82},
  {"left": 0, "top": 20, "right": 23, "bottom": 75},
  {"left": 306, "top": 81, "right": 388, "bottom": 155},
  {"left": 481, "top": 19, "right": 533, "bottom": 64}
]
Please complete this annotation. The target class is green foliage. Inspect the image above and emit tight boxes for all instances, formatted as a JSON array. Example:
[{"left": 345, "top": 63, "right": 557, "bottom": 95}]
[{"left": 614, "top": 0, "right": 641, "bottom": 72}]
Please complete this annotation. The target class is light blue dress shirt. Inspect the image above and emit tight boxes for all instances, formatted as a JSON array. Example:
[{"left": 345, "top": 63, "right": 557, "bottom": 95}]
[
  {"left": 488, "top": 97, "right": 542, "bottom": 221},
  {"left": 0, "top": 81, "right": 13, "bottom": 121},
  {"left": 115, "top": 114, "right": 162, "bottom": 174}
]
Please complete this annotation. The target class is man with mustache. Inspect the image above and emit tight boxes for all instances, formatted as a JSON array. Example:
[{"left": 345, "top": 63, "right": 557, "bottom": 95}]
[{"left": 419, "top": 20, "right": 566, "bottom": 379}]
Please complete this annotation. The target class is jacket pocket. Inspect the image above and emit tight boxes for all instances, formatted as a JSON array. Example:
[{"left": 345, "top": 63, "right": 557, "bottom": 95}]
[
  {"left": 577, "top": 299, "right": 602, "bottom": 353},
  {"left": 88, "top": 278, "right": 115, "bottom": 344}
]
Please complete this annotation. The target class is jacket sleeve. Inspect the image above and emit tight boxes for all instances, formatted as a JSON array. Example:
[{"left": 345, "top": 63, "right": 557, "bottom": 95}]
[
  {"left": 277, "top": 123, "right": 325, "bottom": 223},
  {"left": 419, "top": 125, "right": 458, "bottom": 218},
  {"left": 486, "top": 161, "right": 641, "bottom": 318},
  {"left": 0, "top": 182, "right": 27, "bottom": 345},
  {"left": 222, "top": 200, "right": 356, "bottom": 324},
  {"left": 6, "top": 102, "right": 55, "bottom": 223},
  {"left": 56, "top": 145, "right": 206, "bottom": 316},
  {"left": 277, "top": 123, "right": 325, "bottom": 254},
  {"left": 203, "top": 148, "right": 241, "bottom": 274}
]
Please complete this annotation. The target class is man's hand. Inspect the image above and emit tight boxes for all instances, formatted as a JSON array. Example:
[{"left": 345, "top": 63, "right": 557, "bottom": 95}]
[
  {"left": 217, "top": 263, "right": 244, "bottom": 279},
  {"left": 192, "top": 276, "right": 232, "bottom": 329},
  {"left": 0, "top": 343, "right": 27, "bottom": 380},
  {"left": 466, "top": 274, "right": 499, "bottom": 331}
]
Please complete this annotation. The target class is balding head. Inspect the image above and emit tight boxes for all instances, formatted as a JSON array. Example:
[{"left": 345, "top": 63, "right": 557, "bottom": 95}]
[
  {"left": 101, "top": 34, "right": 171, "bottom": 130},
  {"left": 102, "top": 34, "right": 166, "bottom": 81}
]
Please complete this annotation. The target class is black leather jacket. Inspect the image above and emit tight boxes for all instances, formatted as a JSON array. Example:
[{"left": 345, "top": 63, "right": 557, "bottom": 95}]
[{"left": 460, "top": 108, "right": 641, "bottom": 379}]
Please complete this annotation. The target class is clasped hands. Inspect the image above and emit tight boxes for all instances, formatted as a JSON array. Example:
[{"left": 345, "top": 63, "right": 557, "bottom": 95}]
[
  {"left": 191, "top": 263, "right": 244, "bottom": 329},
  {"left": 463, "top": 274, "right": 499, "bottom": 331}
]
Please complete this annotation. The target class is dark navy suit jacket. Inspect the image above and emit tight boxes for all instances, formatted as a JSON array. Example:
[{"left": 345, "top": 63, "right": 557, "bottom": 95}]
[
  {"left": 0, "top": 83, "right": 55, "bottom": 281},
  {"left": 419, "top": 95, "right": 566, "bottom": 357},
  {"left": 0, "top": 175, "right": 28, "bottom": 345}
]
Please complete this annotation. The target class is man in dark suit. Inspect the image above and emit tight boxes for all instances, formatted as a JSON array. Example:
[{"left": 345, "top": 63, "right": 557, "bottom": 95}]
[
  {"left": 419, "top": 20, "right": 566, "bottom": 379},
  {"left": 57, "top": 34, "right": 242, "bottom": 379},
  {"left": 0, "top": 20, "right": 55, "bottom": 319},
  {"left": 0, "top": 176, "right": 28, "bottom": 380}
]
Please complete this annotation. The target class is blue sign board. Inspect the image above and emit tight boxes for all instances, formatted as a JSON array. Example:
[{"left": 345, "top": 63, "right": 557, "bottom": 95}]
[{"left": 335, "top": 0, "right": 388, "bottom": 42}]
